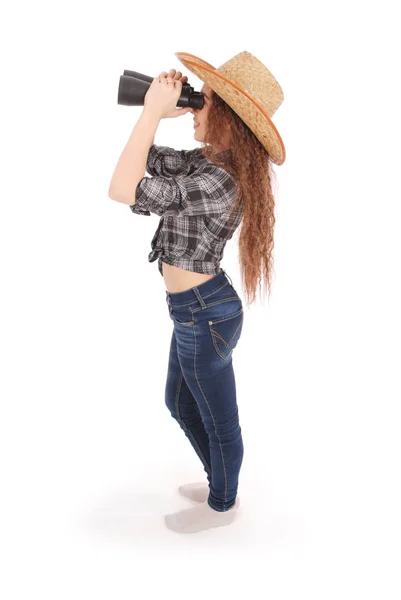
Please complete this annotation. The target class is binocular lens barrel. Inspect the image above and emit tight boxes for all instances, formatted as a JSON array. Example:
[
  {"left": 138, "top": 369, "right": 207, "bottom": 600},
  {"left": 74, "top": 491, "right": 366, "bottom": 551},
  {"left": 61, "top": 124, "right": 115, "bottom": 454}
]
[{"left": 118, "top": 70, "right": 205, "bottom": 110}]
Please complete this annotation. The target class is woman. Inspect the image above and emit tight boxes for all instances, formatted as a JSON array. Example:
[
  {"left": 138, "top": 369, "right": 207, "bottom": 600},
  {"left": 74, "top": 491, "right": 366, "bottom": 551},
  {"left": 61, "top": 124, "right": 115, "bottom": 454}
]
[{"left": 109, "top": 51, "right": 286, "bottom": 533}]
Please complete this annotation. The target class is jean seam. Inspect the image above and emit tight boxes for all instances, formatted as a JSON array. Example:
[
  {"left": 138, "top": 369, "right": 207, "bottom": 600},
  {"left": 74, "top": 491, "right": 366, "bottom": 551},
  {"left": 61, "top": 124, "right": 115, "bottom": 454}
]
[
  {"left": 192, "top": 317, "right": 228, "bottom": 510},
  {"left": 191, "top": 296, "right": 240, "bottom": 314},
  {"left": 169, "top": 279, "right": 231, "bottom": 309},
  {"left": 209, "top": 314, "right": 243, "bottom": 348},
  {"left": 208, "top": 312, "right": 243, "bottom": 360},
  {"left": 175, "top": 372, "right": 211, "bottom": 478},
  {"left": 208, "top": 307, "right": 243, "bottom": 325}
]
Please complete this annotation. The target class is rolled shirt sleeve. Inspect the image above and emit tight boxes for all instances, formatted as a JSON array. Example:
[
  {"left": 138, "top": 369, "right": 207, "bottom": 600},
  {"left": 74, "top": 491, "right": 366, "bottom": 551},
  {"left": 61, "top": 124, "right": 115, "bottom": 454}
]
[
  {"left": 129, "top": 169, "right": 238, "bottom": 218},
  {"left": 146, "top": 144, "right": 201, "bottom": 177},
  {"left": 129, "top": 203, "right": 151, "bottom": 216}
]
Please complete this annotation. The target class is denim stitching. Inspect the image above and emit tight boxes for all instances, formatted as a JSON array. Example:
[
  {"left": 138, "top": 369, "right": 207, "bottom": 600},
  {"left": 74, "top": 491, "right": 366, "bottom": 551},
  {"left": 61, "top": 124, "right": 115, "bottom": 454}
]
[
  {"left": 174, "top": 372, "right": 211, "bottom": 478},
  {"left": 208, "top": 307, "right": 243, "bottom": 325},
  {"left": 174, "top": 372, "right": 184, "bottom": 421},
  {"left": 192, "top": 316, "right": 228, "bottom": 510},
  {"left": 191, "top": 296, "right": 241, "bottom": 314},
  {"left": 169, "top": 279, "right": 231, "bottom": 309},
  {"left": 210, "top": 315, "right": 243, "bottom": 348},
  {"left": 209, "top": 313, "right": 244, "bottom": 360},
  {"left": 192, "top": 286, "right": 207, "bottom": 309},
  {"left": 211, "top": 336, "right": 232, "bottom": 361},
  {"left": 172, "top": 318, "right": 194, "bottom": 327},
  {"left": 222, "top": 269, "right": 233, "bottom": 286},
  {"left": 210, "top": 330, "right": 227, "bottom": 345}
]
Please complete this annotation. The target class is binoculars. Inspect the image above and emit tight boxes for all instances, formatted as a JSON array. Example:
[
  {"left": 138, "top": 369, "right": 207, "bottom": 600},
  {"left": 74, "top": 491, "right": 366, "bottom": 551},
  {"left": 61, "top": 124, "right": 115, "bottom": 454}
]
[{"left": 118, "top": 70, "right": 205, "bottom": 110}]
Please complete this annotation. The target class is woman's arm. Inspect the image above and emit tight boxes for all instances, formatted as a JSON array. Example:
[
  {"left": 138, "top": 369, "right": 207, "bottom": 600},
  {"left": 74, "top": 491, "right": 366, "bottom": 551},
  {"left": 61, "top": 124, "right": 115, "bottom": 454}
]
[
  {"left": 146, "top": 144, "right": 201, "bottom": 177},
  {"left": 131, "top": 168, "right": 238, "bottom": 218},
  {"left": 108, "top": 108, "right": 161, "bottom": 204}
]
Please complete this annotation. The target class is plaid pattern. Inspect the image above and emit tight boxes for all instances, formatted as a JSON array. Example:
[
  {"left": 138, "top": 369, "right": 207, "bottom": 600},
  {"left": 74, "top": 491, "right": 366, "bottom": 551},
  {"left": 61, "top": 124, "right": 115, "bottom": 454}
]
[{"left": 129, "top": 144, "right": 243, "bottom": 276}]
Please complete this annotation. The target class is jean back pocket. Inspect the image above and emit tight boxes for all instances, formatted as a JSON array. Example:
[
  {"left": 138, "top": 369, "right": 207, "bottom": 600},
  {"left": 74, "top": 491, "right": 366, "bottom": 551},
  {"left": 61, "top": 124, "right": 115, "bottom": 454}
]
[{"left": 208, "top": 307, "right": 244, "bottom": 360}]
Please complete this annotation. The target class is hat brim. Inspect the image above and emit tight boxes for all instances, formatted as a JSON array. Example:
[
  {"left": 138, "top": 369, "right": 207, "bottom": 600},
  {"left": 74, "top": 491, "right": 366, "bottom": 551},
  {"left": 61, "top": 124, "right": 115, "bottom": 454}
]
[{"left": 175, "top": 51, "right": 286, "bottom": 165}]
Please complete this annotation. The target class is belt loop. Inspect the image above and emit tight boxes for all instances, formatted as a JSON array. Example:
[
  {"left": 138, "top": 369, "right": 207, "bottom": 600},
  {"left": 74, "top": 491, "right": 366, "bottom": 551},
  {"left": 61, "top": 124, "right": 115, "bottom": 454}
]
[
  {"left": 222, "top": 268, "right": 233, "bottom": 287},
  {"left": 192, "top": 286, "right": 207, "bottom": 309}
]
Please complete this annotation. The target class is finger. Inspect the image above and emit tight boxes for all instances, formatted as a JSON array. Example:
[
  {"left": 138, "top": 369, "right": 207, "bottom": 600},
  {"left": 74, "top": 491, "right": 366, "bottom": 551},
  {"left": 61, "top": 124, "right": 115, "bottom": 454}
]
[
  {"left": 163, "top": 69, "right": 176, "bottom": 80},
  {"left": 168, "top": 70, "right": 178, "bottom": 82},
  {"left": 172, "top": 107, "right": 192, "bottom": 117},
  {"left": 171, "top": 71, "right": 187, "bottom": 83},
  {"left": 158, "top": 69, "right": 185, "bottom": 82}
]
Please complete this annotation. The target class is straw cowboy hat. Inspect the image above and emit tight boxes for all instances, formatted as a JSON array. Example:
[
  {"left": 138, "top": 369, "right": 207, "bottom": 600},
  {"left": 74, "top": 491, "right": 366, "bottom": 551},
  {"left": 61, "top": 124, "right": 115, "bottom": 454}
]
[{"left": 174, "top": 50, "right": 286, "bottom": 166}]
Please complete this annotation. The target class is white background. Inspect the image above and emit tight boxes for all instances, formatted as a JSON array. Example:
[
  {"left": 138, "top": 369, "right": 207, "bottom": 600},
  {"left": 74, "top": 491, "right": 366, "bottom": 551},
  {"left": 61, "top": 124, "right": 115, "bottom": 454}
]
[{"left": 1, "top": 0, "right": 400, "bottom": 598}]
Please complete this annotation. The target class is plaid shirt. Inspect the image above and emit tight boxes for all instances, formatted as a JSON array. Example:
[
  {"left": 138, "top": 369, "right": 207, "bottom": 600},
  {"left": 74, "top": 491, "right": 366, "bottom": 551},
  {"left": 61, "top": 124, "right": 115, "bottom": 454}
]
[{"left": 129, "top": 144, "right": 243, "bottom": 276}]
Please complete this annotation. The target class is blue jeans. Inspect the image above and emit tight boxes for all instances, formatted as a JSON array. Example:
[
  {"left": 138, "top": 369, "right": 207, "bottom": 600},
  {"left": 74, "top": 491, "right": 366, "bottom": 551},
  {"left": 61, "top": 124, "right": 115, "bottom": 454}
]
[{"left": 164, "top": 268, "right": 244, "bottom": 512}]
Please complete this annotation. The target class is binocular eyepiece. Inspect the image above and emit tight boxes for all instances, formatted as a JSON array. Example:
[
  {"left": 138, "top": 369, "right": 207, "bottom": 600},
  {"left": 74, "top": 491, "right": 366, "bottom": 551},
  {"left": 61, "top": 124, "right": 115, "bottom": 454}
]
[{"left": 118, "top": 70, "right": 205, "bottom": 110}]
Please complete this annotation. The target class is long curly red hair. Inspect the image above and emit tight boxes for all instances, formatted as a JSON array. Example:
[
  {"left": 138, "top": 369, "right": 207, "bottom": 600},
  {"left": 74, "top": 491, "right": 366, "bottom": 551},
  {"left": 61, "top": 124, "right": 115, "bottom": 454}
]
[{"left": 199, "top": 89, "right": 278, "bottom": 306}]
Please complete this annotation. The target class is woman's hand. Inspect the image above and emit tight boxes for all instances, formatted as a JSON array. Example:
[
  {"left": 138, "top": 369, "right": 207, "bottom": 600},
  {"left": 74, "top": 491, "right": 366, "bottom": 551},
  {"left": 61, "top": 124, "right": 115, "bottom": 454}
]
[{"left": 143, "top": 69, "right": 193, "bottom": 119}]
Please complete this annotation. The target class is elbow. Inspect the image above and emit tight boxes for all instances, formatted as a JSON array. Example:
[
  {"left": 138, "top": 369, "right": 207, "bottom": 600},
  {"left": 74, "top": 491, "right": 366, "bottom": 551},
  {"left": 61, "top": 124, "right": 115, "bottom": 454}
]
[
  {"left": 108, "top": 190, "right": 121, "bottom": 202},
  {"left": 108, "top": 179, "right": 142, "bottom": 204},
  {"left": 108, "top": 183, "right": 119, "bottom": 200},
  {"left": 108, "top": 187, "right": 131, "bottom": 204}
]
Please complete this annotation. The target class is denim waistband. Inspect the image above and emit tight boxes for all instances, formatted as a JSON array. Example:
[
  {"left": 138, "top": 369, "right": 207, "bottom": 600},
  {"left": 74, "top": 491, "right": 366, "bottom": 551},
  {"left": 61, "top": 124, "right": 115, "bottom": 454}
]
[{"left": 165, "top": 268, "right": 233, "bottom": 308}]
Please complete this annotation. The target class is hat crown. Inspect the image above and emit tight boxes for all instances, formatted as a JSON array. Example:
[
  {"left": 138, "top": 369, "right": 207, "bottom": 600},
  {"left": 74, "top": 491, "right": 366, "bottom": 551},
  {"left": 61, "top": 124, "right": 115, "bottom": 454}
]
[
  {"left": 216, "top": 51, "right": 284, "bottom": 118},
  {"left": 174, "top": 50, "right": 286, "bottom": 164}
]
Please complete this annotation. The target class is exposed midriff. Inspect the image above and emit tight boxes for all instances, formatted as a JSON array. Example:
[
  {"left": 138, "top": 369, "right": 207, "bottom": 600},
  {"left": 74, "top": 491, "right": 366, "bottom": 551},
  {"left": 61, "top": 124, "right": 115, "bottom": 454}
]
[{"left": 162, "top": 261, "right": 215, "bottom": 293}]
